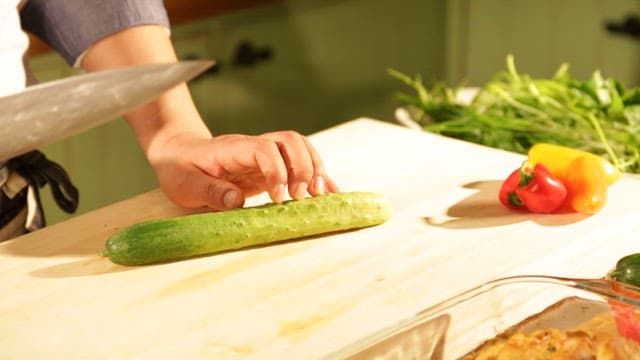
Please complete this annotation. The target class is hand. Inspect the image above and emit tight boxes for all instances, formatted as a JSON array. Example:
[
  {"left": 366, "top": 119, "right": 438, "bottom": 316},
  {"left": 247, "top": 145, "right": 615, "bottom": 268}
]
[
  {"left": 78, "top": 25, "right": 339, "bottom": 210},
  {"left": 147, "top": 130, "right": 340, "bottom": 211}
]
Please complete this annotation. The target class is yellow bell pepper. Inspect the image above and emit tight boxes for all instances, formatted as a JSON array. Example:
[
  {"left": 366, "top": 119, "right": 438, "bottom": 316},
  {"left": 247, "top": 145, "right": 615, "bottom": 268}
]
[
  {"left": 564, "top": 155, "right": 608, "bottom": 214},
  {"left": 527, "top": 143, "right": 620, "bottom": 186}
]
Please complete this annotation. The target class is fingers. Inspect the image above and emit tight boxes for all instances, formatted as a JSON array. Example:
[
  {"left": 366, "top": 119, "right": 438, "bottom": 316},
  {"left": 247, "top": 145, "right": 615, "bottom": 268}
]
[
  {"left": 267, "top": 132, "right": 314, "bottom": 200},
  {"left": 311, "top": 173, "right": 340, "bottom": 194},
  {"left": 254, "top": 148, "right": 288, "bottom": 203},
  {"left": 262, "top": 131, "right": 339, "bottom": 199},
  {"left": 191, "top": 132, "right": 338, "bottom": 206},
  {"left": 300, "top": 136, "right": 340, "bottom": 195}
]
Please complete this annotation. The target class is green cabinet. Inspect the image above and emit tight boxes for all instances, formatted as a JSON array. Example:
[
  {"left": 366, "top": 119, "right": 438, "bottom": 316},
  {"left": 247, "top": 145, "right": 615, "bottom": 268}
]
[
  {"left": 444, "top": 0, "right": 640, "bottom": 86},
  {"left": 171, "top": 0, "right": 446, "bottom": 135}
]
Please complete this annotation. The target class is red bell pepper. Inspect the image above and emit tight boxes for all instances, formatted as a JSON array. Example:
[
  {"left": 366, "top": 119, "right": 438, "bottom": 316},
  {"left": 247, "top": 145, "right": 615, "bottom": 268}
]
[
  {"left": 609, "top": 281, "right": 640, "bottom": 343},
  {"left": 609, "top": 255, "right": 640, "bottom": 342},
  {"left": 498, "top": 168, "right": 525, "bottom": 210},
  {"left": 610, "top": 300, "right": 640, "bottom": 342},
  {"left": 498, "top": 163, "right": 567, "bottom": 213}
]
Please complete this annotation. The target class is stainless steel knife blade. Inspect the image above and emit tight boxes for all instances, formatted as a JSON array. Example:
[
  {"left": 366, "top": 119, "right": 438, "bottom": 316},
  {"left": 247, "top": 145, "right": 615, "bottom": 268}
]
[{"left": 0, "top": 60, "right": 214, "bottom": 162}]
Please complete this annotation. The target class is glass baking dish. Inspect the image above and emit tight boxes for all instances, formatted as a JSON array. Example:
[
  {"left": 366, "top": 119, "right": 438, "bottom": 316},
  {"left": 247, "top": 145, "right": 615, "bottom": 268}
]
[{"left": 326, "top": 275, "right": 640, "bottom": 360}]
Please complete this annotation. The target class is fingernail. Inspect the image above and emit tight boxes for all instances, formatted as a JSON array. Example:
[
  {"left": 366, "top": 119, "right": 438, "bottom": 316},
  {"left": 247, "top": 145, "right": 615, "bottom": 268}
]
[
  {"left": 314, "top": 176, "right": 325, "bottom": 195},
  {"left": 223, "top": 190, "right": 239, "bottom": 208},
  {"left": 293, "top": 182, "right": 307, "bottom": 199},
  {"left": 274, "top": 184, "right": 286, "bottom": 203}
]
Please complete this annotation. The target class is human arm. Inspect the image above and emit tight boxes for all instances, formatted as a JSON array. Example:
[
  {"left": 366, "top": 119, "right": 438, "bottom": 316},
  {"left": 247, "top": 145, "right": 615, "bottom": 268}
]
[
  {"left": 21, "top": 2, "right": 338, "bottom": 210},
  {"left": 81, "top": 25, "right": 338, "bottom": 209}
]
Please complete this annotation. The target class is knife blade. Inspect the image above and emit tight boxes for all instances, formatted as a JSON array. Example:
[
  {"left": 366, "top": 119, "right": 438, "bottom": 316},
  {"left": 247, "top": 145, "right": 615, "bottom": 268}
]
[{"left": 0, "top": 60, "right": 214, "bottom": 163}]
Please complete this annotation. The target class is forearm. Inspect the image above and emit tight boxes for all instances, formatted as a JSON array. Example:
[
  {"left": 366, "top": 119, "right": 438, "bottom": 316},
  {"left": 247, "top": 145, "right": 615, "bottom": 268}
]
[
  {"left": 80, "top": 25, "right": 212, "bottom": 154},
  {"left": 21, "top": 3, "right": 338, "bottom": 210}
]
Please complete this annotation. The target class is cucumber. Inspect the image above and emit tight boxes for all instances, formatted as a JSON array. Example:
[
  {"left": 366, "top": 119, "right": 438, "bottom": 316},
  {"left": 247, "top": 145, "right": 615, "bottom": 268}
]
[{"left": 102, "top": 191, "right": 392, "bottom": 266}]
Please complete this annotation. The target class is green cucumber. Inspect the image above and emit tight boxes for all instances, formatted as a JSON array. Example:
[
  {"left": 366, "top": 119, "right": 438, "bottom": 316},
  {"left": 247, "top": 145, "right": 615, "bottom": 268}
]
[{"left": 102, "top": 191, "right": 392, "bottom": 266}]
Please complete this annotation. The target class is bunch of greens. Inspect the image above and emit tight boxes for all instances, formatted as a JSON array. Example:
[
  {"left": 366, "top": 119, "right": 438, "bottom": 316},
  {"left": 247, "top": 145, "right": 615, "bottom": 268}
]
[{"left": 389, "top": 55, "right": 640, "bottom": 174}]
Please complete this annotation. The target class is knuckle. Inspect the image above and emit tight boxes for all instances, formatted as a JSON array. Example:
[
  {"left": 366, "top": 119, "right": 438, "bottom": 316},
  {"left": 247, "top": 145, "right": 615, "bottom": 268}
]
[
  {"left": 256, "top": 138, "right": 279, "bottom": 153},
  {"left": 281, "top": 130, "right": 301, "bottom": 140}
]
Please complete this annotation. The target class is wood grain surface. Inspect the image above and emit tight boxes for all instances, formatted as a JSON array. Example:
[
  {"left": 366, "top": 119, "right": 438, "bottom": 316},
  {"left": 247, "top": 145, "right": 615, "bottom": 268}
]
[{"left": 2, "top": 118, "right": 639, "bottom": 359}]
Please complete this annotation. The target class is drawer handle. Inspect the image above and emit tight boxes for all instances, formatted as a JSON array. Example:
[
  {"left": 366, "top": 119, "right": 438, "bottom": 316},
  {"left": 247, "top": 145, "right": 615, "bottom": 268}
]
[{"left": 232, "top": 40, "right": 274, "bottom": 67}]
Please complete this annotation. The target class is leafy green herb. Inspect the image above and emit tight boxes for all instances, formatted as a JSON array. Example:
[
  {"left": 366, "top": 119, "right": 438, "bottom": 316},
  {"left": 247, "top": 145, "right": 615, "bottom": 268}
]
[{"left": 389, "top": 55, "right": 640, "bottom": 173}]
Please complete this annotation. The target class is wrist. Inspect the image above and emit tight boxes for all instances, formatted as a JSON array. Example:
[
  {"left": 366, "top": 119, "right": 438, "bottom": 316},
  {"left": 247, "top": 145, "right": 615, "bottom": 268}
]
[
  {"left": 146, "top": 128, "right": 212, "bottom": 168},
  {"left": 125, "top": 83, "right": 212, "bottom": 149}
]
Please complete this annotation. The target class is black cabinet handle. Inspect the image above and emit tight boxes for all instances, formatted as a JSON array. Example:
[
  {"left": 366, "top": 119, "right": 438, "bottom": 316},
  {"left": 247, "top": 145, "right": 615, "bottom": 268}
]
[
  {"left": 605, "top": 14, "right": 640, "bottom": 40},
  {"left": 232, "top": 40, "right": 274, "bottom": 67}
]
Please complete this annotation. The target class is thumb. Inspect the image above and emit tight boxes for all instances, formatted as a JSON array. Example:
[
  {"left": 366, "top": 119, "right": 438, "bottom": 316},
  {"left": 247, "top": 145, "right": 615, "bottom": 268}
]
[
  {"left": 202, "top": 177, "right": 245, "bottom": 210},
  {"left": 176, "top": 170, "right": 245, "bottom": 210}
]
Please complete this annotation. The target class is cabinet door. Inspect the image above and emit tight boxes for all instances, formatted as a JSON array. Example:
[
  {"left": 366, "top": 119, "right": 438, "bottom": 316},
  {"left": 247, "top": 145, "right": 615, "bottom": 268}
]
[{"left": 445, "top": 0, "right": 640, "bottom": 86}]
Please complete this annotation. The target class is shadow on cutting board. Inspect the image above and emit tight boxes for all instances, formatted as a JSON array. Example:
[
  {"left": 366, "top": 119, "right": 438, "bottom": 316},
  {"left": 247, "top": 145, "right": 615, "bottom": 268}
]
[
  {"left": 27, "top": 229, "right": 344, "bottom": 279},
  {"left": 423, "top": 180, "right": 588, "bottom": 230},
  {"left": 28, "top": 256, "right": 136, "bottom": 278}
]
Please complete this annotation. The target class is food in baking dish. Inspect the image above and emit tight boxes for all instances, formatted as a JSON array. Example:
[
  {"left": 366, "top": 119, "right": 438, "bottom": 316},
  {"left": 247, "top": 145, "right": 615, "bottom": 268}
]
[{"left": 464, "top": 312, "right": 640, "bottom": 359}]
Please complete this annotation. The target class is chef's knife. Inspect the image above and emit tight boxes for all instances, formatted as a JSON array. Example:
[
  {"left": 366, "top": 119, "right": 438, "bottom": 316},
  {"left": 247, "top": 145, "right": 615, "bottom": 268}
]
[{"left": 0, "top": 60, "right": 214, "bottom": 163}]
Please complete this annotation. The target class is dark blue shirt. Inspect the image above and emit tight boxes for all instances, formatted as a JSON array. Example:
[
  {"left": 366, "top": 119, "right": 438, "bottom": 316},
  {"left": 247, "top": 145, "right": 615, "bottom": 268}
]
[{"left": 20, "top": 0, "right": 170, "bottom": 66}]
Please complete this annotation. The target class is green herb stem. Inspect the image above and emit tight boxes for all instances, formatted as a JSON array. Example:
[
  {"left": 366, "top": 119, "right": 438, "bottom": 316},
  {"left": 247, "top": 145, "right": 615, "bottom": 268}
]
[{"left": 390, "top": 55, "right": 640, "bottom": 174}]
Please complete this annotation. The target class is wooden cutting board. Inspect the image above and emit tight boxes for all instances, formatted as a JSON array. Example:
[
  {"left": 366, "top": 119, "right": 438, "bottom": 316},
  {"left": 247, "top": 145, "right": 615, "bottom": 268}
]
[{"left": 2, "top": 118, "right": 639, "bottom": 359}]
